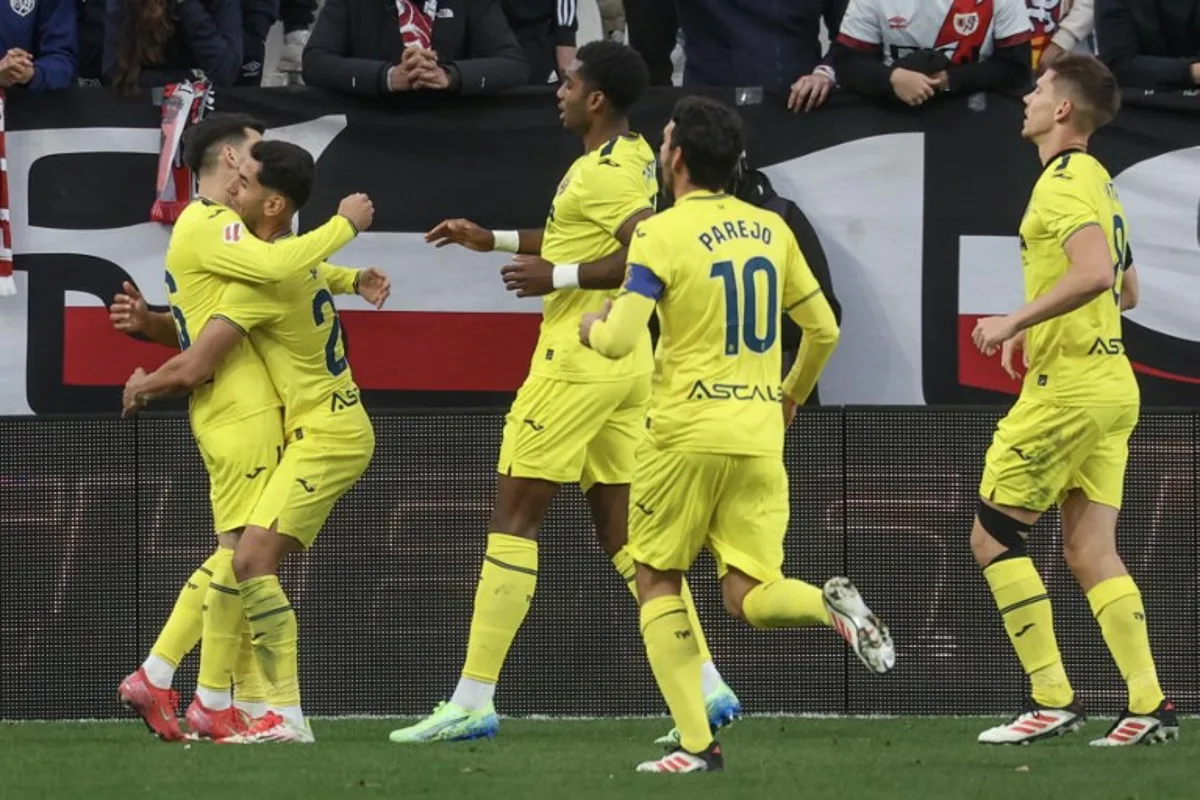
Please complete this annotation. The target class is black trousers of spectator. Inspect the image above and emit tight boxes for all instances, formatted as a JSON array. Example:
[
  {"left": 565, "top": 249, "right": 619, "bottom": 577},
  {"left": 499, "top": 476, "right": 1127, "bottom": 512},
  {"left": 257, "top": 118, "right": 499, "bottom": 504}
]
[{"left": 623, "top": 0, "right": 677, "bottom": 85}]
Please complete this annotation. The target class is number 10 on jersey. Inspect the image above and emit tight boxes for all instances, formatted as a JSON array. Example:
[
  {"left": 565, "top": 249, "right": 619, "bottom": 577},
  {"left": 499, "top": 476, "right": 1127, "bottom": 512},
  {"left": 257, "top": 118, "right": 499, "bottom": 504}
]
[{"left": 710, "top": 257, "right": 779, "bottom": 355}]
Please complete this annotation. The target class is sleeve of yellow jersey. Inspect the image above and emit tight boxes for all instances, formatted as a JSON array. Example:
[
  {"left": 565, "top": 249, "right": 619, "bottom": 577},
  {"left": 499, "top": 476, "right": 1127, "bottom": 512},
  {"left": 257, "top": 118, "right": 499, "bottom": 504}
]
[
  {"left": 781, "top": 232, "right": 839, "bottom": 404},
  {"left": 588, "top": 220, "right": 664, "bottom": 359},
  {"left": 1037, "top": 164, "right": 1102, "bottom": 248},
  {"left": 211, "top": 280, "right": 282, "bottom": 336},
  {"left": 317, "top": 262, "right": 360, "bottom": 295},
  {"left": 197, "top": 207, "right": 357, "bottom": 284},
  {"left": 580, "top": 157, "right": 655, "bottom": 237}
]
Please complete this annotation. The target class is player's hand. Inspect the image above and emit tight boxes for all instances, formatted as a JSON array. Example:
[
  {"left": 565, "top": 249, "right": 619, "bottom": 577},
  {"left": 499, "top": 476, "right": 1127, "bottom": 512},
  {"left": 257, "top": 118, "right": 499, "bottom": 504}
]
[
  {"left": 337, "top": 193, "right": 375, "bottom": 233},
  {"left": 972, "top": 315, "right": 1019, "bottom": 357},
  {"left": 788, "top": 72, "right": 834, "bottom": 112},
  {"left": 890, "top": 68, "right": 938, "bottom": 106},
  {"left": 357, "top": 267, "right": 391, "bottom": 309},
  {"left": 425, "top": 218, "right": 494, "bottom": 252},
  {"left": 122, "top": 368, "right": 149, "bottom": 418},
  {"left": 782, "top": 396, "right": 798, "bottom": 428},
  {"left": 501, "top": 255, "right": 554, "bottom": 298},
  {"left": 110, "top": 281, "right": 150, "bottom": 335},
  {"left": 999, "top": 329, "right": 1028, "bottom": 381},
  {"left": 579, "top": 300, "right": 612, "bottom": 347}
]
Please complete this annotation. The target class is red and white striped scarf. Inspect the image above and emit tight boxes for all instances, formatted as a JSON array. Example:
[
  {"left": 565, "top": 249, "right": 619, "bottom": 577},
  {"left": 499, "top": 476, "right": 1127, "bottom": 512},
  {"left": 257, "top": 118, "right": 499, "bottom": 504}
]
[
  {"left": 151, "top": 81, "right": 212, "bottom": 224},
  {"left": 0, "top": 89, "right": 14, "bottom": 297},
  {"left": 397, "top": 0, "right": 436, "bottom": 49}
]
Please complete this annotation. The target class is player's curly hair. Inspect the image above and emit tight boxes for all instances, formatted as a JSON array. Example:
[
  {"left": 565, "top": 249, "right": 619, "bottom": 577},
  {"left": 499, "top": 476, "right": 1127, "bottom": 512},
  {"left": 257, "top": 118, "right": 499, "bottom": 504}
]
[
  {"left": 250, "top": 140, "right": 315, "bottom": 210},
  {"left": 182, "top": 113, "right": 266, "bottom": 176},
  {"left": 575, "top": 40, "right": 650, "bottom": 115},
  {"left": 668, "top": 96, "right": 744, "bottom": 192}
]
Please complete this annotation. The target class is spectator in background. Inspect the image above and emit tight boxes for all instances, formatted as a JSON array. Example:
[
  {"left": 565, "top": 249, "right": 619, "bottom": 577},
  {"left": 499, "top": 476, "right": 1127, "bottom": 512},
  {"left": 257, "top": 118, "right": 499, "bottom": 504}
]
[
  {"left": 1097, "top": 0, "right": 1200, "bottom": 90},
  {"left": 77, "top": 0, "right": 104, "bottom": 83},
  {"left": 303, "top": 0, "right": 527, "bottom": 97},
  {"left": 0, "top": 0, "right": 76, "bottom": 90},
  {"left": 623, "top": 0, "right": 674, "bottom": 85},
  {"left": 834, "top": 0, "right": 1032, "bottom": 106},
  {"left": 242, "top": 0, "right": 317, "bottom": 84},
  {"left": 501, "top": 0, "right": 575, "bottom": 84},
  {"left": 597, "top": 0, "right": 622, "bottom": 42},
  {"left": 677, "top": 0, "right": 847, "bottom": 110},
  {"left": 104, "top": 0, "right": 243, "bottom": 89},
  {"left": 1028, "top": 0, "right": 1094, "bottom": 69}
]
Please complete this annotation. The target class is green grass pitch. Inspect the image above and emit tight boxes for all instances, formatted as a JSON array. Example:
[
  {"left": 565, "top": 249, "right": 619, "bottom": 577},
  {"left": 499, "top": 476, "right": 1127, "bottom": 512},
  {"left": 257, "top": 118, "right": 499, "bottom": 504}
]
[{"left": 2, "top": 716, "right": 1192, "bottom": 799}]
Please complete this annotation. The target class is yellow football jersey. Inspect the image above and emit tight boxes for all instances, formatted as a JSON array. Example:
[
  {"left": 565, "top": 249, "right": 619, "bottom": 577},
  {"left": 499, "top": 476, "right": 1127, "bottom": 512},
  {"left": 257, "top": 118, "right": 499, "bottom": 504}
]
[
  {"left": 533, "top": 133, "right": 658, "bottom": 382},
  {"left": 164, "top": 199, "right": 357, "bottom": 434},
  {"left": 1018, "top": 150, "right": 1137, "bottom": 406},
  {"left": 627, "top": 190, "right": 823, "bottom": 457},
  {"left": 214, "top": 250, "right": 362, "bottom": 432}
]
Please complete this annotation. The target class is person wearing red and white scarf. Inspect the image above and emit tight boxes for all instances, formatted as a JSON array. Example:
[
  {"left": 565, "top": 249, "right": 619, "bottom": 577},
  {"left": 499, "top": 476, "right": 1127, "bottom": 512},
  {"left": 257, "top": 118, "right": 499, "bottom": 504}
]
[
  {"left": 301, "top": 0, "right": 528, "bottom": 97},
  {"left": 0, "top": 89, "right": 12, "bottom": 297}
]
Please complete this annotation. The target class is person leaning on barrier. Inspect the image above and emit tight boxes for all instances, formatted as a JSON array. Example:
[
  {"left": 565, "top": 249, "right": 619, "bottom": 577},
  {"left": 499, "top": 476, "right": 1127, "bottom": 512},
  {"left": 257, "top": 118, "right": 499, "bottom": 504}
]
[
  {"left": 302, "top": 0, "right": 528, "bottom": 97},
  {"left": 102, "top": 0, "right": 244, "bottom": 89},
  {"left": 832, "top": 0, "right": 1033, "bottom": 107},
  {"left": 1096, "top": 0, "right": 1200, "bottom": 91},
  {"left": 501, "top": 0, "right": 577, "bottom": 85},
  {"left": 0, "top": 0, "right": 76, "bottom": 90},
  {"left": 239, "top": 0, "right": 318, "bottom": 85}
]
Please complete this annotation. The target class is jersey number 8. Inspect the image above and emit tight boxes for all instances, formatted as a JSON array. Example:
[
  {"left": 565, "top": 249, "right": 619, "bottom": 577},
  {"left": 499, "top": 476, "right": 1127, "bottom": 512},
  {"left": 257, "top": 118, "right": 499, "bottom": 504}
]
[
  {"left": 710, "top": 257, "right": 779, "bottom": 355},
  {"left": 1111, "top": 214, "right": 1126, "bottom": 306},
  {"left": 163, "top": 270, "right": 191, "bottom": 350},
  {"left": 312, "top": 289, "right": 349, "bottom": 376}
]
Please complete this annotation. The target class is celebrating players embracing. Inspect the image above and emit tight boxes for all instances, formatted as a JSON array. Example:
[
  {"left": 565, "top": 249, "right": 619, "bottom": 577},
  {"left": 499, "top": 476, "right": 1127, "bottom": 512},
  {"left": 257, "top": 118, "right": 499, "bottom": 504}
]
[
  {"left": 116, "top": 114, "right": 376, "bottom": 741},
  {"left": 390, "top": 41, "right": 740, "bottom": 746},
  {"left": 580, "top": 96, "right": 895, "bottom": 774},
  {"left": 970, "top": 54, "right": 1177, "bottom": 747},
  {"left": 123, "top": 136, "right": 378, "bottom": 743}
]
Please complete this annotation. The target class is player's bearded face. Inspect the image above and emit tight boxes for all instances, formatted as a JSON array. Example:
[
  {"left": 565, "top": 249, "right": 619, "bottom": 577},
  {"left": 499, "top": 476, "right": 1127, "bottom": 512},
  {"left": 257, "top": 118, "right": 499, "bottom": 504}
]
[
  {"left": 229, "top": 159, "right": 268, "bottom": 227},
  {"left": 658, "top": 121, "right": 681, "bottom": 201}
]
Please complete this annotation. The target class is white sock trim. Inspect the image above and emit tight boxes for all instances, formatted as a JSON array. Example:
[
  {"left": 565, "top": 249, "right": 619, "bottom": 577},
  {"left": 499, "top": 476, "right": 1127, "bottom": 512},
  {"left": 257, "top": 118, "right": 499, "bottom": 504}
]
[
  {"left": 196, "top": 686, "right": 232, "bottom": 711},
  {"left": 699, "top": 660, "right": 724, "bottom": 697},
  {"left": 450, "top": 677, "right": 496, "bottom": 711},
  {"left": 142, "top": 655, "right": 176, "bottom": 690}
]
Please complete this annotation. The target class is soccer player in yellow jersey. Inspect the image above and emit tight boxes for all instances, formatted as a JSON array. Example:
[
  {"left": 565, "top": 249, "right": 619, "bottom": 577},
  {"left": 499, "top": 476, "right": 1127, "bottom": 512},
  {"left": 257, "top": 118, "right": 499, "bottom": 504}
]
[
  {"left": 116, "top": 114, "right": 374, "bottom": 742},
  {"left": 969, "top": 54, "right": 1176, "bottom": 748},
  {"left": 126, "top": 140, "right": 378, "bottom": 744},
  {"left": 390, "top": 41, "right": 738, "bottom": 746},
  {"left": 580, "top": 95, "right": 896, "bottom": 774}
]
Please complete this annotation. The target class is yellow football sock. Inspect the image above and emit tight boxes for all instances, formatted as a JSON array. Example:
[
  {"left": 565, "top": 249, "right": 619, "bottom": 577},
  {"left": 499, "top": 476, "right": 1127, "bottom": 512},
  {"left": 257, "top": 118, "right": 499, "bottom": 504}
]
[
  {"left": 461, "top": 533, "right": 538, "bottom": 684},
  {"left": 984, "top": 557, "right": 1073, "bottom": 708},
  {"left": 149, "top": 549, "right": 223, "bottom": 667},
  {"left": 196, "top": 548, "right": 241, "bottom": 700},
  {"left": 612, "top": 548, "right": 714, "bottom": 664},
  {"left": 640, "top": 595, "right": 711, "bottom": 754},
  {"left": 233, "top": 621, "right": 267, "bottom": 712},
  {"left": 1088, "top": 575, "right": 1164, "bottom": 715},
  {"left": 240, "top": 575, "right": 301, "bottom": 709},
  {"left": 742, "top": 579, "right": 831, "bottom": 628}
]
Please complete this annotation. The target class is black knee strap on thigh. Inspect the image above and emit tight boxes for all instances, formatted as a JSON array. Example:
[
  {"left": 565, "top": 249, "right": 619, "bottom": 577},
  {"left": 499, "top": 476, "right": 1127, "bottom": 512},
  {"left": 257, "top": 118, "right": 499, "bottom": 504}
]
[{"left": 977, "top": 499, "right": 1031, "bottom": 560}]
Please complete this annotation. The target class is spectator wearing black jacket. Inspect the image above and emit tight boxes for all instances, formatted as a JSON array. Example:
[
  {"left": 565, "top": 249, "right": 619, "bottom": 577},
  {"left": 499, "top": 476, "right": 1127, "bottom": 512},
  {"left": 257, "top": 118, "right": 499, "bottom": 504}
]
[
  {"left": 1097, "top": 0, "right": 1200, "bottom": 90},
  {"left": 623, "top": 0, "right": 675, "bottom": 85},
  {"left": 678, "top": 0, "right": 848, "bottom": 101},
  {"left": 77, "top": 0, "right": 104, "bottom": 83},
  {"left": 302, "top": 0, "right": 527, "bottom": 97},
  {"left": 502, "top": 0, "right": 575, "bottom": 84},
  {"left": 103, "top": 0, "right": 243, "bottom": 88},
  {"left": 241, "top": 0, "right": 318, "bottom": 84}
]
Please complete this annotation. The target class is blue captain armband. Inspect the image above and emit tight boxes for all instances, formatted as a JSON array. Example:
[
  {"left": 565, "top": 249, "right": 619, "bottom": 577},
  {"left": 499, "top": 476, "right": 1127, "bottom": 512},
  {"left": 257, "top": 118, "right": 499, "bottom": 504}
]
[{"left": 625, "top": 264, "right": 664, "bottom": 300}]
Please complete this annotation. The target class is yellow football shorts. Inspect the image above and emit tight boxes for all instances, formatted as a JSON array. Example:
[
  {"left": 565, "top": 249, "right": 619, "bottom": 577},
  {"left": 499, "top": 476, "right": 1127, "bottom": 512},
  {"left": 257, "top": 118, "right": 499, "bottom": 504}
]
[
  {"left": 194, "top": 408, "right": 285, "bottom": 535},
  {"left": 979, "top": 397, "right": 1139, "bottom": 512},
  {"left": 248, "top": 403, "right": 375, "bottom": 549},
  {"left": 497, "top": 373, "right": 650, "bottom": 490},
  {"left": 626, "top": 443, "right": 789, "bottom": 584}
]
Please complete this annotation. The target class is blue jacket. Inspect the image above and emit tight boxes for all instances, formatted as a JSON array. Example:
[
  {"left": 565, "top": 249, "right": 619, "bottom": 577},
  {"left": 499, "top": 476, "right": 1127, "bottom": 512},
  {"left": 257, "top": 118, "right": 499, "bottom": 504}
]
[
  {"left": 103, "top": 0, "right": 243, "bottom": 87},
  {"left": 0, "top": 0, "right": 77, "bottom": 90}
]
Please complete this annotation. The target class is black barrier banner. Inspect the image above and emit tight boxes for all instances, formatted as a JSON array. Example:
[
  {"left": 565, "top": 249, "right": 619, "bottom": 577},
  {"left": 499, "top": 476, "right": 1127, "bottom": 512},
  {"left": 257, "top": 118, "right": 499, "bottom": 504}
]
[
  {"left": 0, "top": 410, "right": 1195, "bottom": 719},
  {"left": 2, "top": 88, "right": 1200, "bottom": 415}
]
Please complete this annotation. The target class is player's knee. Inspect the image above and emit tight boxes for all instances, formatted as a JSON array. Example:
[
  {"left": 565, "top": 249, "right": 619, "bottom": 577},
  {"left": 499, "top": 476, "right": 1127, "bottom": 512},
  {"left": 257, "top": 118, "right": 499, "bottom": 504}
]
[
  {"left": 719, "top": 572, "right": 755, "bottom": 622},
  {"left": 231, "top": 528, "right": 279, "bottom": 583},
  {"left": 1062, "top": 534, "right": 1116, "bottom": 575},
  {"left": 973, "top": 500, "right": 1032, "bottom": 568}
]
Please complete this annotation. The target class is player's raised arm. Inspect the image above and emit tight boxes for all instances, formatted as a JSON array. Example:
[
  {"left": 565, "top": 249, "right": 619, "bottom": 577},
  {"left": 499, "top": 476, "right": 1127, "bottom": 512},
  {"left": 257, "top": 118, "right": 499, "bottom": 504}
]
[
  {"left": 109, "top": 281, "right": 181, "bottom": 349},
  {"left": 200, "top": 195, "right": 372, "bottom": 284}
]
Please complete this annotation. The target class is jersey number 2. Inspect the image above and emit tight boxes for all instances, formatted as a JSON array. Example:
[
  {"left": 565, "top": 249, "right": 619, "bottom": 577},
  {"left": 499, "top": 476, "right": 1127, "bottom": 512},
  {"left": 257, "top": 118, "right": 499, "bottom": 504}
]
[
  {"left": 163, "top": 270, "right": 191, "bottom": 349},
  {"left": 312, "top": 289, "right": 348, "bottom": 376},
  {"left": 710, "top": 257, "right": 779, "bottom": 355}
]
